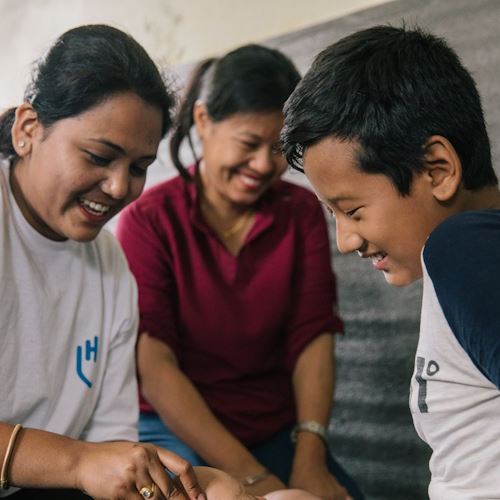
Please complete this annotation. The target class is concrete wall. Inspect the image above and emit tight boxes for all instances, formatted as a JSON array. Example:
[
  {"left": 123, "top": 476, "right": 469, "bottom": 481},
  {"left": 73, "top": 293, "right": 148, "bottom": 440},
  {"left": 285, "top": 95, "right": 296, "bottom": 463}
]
[{"left": 0, "top": 0, "right": 391, "bottom": 109}]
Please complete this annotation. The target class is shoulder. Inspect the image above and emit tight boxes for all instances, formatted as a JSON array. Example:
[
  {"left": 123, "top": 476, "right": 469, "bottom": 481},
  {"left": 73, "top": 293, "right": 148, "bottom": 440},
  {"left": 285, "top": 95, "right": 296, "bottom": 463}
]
[
  {"left": 268, "top": 179, "right": 329, "bottom": 244},
  {"left": 273, "top": 178, "right": 320, "bottom": 204},
  {"left": 423, "top": 209, "right": 500, "bottom": 273},
  {"left": 422, "top": 210, "right": 500, "bottom": 384},
  {"left": 129, "top": 174, "right": 188, "bottom": 216},
  {"left": 118, "top": 174, "right": 190, "bottom": 231},
  {"left": 91, "top": 229, "right": 131, "bottom": 275},
  {"left": 271, "top": 179, "right": 325, "bottom": 218}
]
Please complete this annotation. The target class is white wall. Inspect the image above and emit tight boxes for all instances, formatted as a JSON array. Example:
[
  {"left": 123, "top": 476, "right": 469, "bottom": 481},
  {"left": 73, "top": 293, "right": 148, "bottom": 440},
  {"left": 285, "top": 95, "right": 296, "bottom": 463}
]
[{"left": 0, "top": 0, "right": 392, "bottom": 109}]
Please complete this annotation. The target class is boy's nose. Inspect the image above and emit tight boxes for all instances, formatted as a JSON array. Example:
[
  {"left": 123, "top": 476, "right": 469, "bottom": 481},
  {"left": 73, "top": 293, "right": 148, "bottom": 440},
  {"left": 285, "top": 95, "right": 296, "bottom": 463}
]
[{"left": 336, "top": 219, "right": 364, "bottom": 254}]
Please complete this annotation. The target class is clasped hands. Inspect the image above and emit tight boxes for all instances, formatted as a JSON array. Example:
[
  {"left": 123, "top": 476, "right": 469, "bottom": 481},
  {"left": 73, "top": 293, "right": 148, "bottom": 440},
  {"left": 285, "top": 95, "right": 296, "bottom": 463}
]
[{"left": 75, "top": 441, "right": 351, "bottom": 500}]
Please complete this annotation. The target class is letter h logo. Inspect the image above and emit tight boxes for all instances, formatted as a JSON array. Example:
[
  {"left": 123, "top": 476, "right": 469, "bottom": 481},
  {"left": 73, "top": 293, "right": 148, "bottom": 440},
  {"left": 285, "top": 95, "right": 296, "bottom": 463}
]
[{"left": 76, "top": 336, "right": 99, "bottom": 388}]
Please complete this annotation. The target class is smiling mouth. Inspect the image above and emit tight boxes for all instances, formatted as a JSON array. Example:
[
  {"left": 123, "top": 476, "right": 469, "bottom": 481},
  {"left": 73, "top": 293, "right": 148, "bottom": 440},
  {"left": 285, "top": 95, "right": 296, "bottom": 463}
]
[
  {"left": 370, "top": 252, "right": 387, "bottom": 264},
  {"left": 236, "top": 171, "right": 270, "bottom": 191},
  {"left": 78, "top": 198, "right": 112, "bottom": 217},
  {"left": 369, "top": 252, "right": 388, "bottom": 271}
]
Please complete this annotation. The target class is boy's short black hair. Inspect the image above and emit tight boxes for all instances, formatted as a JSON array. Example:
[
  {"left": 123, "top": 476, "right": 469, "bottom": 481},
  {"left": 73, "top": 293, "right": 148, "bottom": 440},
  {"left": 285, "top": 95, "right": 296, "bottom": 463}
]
[{"left": 281, "top": 25, "right": 498, "bottom": 195}]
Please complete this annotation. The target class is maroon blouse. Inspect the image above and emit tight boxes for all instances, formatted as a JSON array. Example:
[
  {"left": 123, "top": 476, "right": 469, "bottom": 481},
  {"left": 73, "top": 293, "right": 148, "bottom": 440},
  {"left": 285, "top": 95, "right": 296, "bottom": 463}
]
[{"left": 117, "top": 174, "right": 343, "bottom": 445}]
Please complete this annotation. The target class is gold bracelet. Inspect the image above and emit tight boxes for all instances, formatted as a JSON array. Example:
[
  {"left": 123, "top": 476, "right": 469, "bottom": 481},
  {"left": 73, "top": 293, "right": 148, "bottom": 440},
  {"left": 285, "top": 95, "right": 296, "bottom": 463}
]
[
  {"left": 240, "top": 469, "right": 270, "bottom": 486},
  {"left": 1, "top": 424, "right": 23, "bottom": 490}
]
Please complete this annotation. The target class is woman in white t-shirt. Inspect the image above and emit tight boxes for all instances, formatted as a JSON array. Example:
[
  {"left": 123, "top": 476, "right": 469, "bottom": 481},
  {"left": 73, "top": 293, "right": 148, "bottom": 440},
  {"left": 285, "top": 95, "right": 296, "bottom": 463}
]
[{"left": 0, "top": 23, "right": 211, "bottom": 500}]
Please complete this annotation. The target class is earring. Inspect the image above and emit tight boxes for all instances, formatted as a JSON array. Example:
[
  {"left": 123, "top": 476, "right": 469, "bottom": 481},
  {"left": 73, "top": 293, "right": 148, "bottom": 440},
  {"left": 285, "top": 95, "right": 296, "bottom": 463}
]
[{"left": 18, "top": 140, "right": 25, "bottom": 148}]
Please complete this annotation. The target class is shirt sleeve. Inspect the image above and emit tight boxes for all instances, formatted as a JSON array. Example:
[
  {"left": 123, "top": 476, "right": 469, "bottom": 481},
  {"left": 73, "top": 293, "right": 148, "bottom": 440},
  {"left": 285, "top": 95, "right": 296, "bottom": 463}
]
[
  {"left": 285, "top": 196, "right": 344, "bottom": 371},
  {"left": 423, "top": 211, "right": 500, "bottom": 389},
  {"left": 116, "top": 201, "right": 181, "bottom": 355},
  {"left": 81, "top": 253, "right": 139, "bottom": 442}
]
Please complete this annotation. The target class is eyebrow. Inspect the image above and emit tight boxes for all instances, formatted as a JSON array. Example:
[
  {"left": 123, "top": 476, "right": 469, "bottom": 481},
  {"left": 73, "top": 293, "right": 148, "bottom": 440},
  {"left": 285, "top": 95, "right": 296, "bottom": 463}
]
[
  {"left": 88, "top": 138, "right": 157, "bottom": 161},
  {"left": 326, "top": 195, "right": 356, "bottom": 204}
]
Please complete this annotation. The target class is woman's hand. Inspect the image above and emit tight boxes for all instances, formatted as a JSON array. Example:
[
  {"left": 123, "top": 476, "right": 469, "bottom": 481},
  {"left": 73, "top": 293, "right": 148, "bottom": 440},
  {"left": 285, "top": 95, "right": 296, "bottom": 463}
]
[
  {"left": 289, "top": 463, "right": 352, "bottom": 500},
  {"left": 75, "top": 441, "right": 205, "bottom": 500}
]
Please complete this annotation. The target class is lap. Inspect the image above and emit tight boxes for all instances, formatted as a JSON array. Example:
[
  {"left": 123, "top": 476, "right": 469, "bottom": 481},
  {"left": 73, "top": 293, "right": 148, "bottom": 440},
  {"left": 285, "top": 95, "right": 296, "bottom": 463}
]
[
  {"left": 139, "top": 414, "right": 365, "bottom": 499},
  {"left": 250, "top": 426, "right": 365, "bottom": 500},
  {"left": 139, "top": 412, "right": 207, "bottom": 466}
]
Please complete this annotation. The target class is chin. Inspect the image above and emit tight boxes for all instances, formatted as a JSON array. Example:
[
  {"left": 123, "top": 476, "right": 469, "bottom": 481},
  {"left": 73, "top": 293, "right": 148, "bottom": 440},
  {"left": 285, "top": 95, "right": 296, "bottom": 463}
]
[
  {"left": 66, "top": 228, "right": 103, "bottom": 243},
  {"left": 383, "top": 270, "right": 421, "bottom": 288},
  {"left": 237, "top": 188, "right": 268, "bottom": 203}
]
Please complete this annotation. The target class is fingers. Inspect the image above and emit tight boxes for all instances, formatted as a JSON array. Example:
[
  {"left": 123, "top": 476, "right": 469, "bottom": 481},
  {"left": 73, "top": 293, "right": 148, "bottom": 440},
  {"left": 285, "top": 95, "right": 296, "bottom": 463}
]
[
  {"left": 137, "top": 483, "right": 160, "bottom": 500},
  {"left": 128, "top": 446, "right": 163, "bottom": 500},
  {"left": 156, "top": 447, "right": 205, "bottom": 500},
  {"left": 336, "top": 486, "right": 350, "bottom": 500},
  {"left": 147, "top": 454, "right": 181, "bottom": 500}
]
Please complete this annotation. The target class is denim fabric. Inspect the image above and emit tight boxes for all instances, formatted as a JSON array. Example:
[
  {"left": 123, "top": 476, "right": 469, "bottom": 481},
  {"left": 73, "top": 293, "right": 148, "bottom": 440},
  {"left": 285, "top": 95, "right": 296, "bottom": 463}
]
[{"left": 139, "top": 413, "right": 365, "bottom": 499}]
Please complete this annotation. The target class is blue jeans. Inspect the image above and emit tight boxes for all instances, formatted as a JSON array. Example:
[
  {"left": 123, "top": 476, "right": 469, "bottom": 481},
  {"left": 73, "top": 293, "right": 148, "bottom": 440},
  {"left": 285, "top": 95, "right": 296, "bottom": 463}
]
[{"left": 139, "top": 413, "right": 365, "bottom": 500}]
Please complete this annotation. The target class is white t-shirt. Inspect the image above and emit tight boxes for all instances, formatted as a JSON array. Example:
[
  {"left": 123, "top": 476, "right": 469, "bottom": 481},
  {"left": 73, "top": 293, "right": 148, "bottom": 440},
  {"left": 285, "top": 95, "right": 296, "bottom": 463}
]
[
  {"left": 410, "top": 210, "right": 500, "bottom": 499},
  {"left": 0, "top": 159, "right": 140, "bottom": 496}
]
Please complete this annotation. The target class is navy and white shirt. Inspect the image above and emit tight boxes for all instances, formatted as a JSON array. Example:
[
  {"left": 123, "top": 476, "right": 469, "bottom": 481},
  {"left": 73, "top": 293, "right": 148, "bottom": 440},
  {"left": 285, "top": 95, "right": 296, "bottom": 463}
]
[{"left": 410, "top": 209, "right": 500, "bottom": 499}]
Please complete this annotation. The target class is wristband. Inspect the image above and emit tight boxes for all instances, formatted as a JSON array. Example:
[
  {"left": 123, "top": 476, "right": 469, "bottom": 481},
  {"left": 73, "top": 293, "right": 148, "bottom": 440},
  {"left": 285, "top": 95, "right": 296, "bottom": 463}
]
[
  {"left": 240, "top": 469, "right": 270, "bottom": 486},
  {"left": 290, "top": 420, "right": 329, "bottom": 447},
  {"left": 1, "top": 424, "right": 23, "bottom": 490}
]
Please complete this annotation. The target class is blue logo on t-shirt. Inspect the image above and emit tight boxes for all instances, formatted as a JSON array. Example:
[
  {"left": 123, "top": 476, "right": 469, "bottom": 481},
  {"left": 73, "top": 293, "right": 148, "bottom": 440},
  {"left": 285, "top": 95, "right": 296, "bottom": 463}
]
[{"left": 76, "top": 336, "right": 99, "bottom": 388}]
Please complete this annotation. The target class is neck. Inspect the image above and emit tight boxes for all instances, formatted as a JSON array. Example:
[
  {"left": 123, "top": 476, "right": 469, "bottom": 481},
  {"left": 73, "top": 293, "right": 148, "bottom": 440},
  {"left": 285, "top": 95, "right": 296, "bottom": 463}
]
[
  {"left": 9, "top": 161, "right": 66, "bottom": 241},
  {"left": 197, "top": 160, "right": 253, "bottom": 221},
  {"left": 463, "top": 185, "right": 500, "bottom": 211}
]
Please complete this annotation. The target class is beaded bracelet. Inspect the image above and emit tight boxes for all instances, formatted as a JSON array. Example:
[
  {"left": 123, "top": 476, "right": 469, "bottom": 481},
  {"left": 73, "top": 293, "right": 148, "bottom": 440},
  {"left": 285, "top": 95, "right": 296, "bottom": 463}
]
[{"left": 1, "top": 424, "right": 23, "bottom": 490}]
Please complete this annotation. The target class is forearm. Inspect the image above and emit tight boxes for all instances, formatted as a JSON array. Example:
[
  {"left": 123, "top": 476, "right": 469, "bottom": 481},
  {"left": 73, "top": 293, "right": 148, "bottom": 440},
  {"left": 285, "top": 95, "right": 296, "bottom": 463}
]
[
  {"left": 291, "top": 333, "right": 335, "bottom": 465},
  {"left": 139, "top": 336, "right": 263, "bottom": 477},
  {"left": 2, "top": 422, "right": 207, "bottom": 499},
  {"left": 0, "top": 423, "right": 81, "bottom": 490}
]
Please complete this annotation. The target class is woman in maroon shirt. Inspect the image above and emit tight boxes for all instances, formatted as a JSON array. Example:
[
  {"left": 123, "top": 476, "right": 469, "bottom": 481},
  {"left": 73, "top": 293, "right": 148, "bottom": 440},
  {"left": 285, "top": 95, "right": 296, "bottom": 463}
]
[{"left": 117, "top": 44, "right": 363, "bottom": 500}]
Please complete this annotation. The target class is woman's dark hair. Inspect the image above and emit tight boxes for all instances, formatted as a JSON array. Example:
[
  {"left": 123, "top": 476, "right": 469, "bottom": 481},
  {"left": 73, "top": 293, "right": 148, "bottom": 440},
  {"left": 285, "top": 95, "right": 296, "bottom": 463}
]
[
  {"left": 0, "top": 24, "right": 174, "bottom": 158},
  {"left": 282, "top": 25, "right": 497, "bottom": 194},
  {"left": 169, "top": 44, "right": 301, "bottom": 180}
]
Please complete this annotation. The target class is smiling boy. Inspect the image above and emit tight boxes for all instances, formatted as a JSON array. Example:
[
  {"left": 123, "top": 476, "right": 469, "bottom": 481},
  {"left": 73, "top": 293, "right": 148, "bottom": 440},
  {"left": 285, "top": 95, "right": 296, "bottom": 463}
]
[{"left": 281, "top": 25, "right": 500, "bottom": 499}]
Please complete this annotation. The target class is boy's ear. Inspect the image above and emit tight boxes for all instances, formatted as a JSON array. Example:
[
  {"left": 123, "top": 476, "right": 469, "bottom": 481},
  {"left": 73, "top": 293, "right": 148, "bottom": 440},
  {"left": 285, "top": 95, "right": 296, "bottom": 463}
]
[
  {"left": 422, "top": 135, "right": 462, "bottom": 202},
  {"left": 193, "top": 101, "right": 211, "bottom": 140},
  {"left": 11, "top": 103, "right": 41, "bottom": 157}
]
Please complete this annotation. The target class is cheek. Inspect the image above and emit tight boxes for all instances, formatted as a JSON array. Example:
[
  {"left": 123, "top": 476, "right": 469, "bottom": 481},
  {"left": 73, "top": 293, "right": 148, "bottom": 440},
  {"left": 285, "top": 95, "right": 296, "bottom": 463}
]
[
  {"left": 206, "top": 147, "right": 242, "bottom": 172},
  {"left": 275, "top": 156, "right": 288, "bottom": 176},
  {"left": 128, "top": 177, "right": 147, "bottom": 203}
]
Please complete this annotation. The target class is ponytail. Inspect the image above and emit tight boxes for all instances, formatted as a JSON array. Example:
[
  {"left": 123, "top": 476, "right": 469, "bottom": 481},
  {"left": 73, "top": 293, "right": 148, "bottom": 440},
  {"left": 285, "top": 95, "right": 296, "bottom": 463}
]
[
  {"left": 0, "top": 108, "right": 17, "bottom": 158},
  {"left": 169, "top": 58, "right": 216, "bottom": 181}
]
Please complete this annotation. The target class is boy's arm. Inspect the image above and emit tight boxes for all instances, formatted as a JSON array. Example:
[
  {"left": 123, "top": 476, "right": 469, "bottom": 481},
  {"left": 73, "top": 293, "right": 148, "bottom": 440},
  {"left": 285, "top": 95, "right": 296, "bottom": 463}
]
[{"left": 424, "top": 211, "right": 500, "bottom": 388}]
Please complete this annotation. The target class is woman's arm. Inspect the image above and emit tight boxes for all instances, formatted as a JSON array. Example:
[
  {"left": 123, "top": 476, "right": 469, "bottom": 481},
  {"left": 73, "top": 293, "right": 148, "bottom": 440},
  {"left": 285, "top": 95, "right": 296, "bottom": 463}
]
[
  {"left": 289, "top": 334, "right": 351, "bottom": 500},
  {"left": 138, "top": 334, "right": 286, "bottom": 495},
  {"left": 0, "top": 422, "right": 203, "bottom": 499}
]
